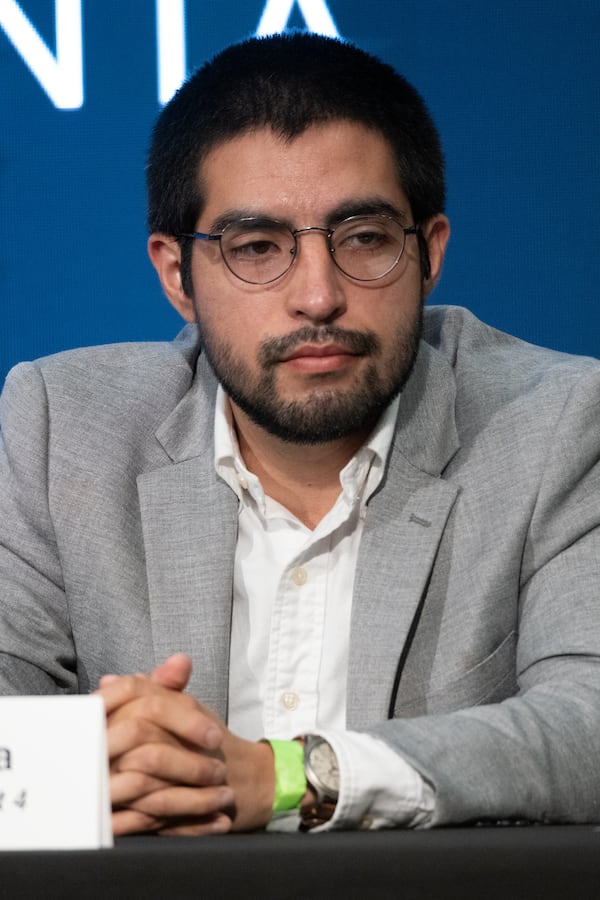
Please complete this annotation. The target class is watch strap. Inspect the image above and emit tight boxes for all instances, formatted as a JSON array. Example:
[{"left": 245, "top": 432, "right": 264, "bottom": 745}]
[
  {"left": 299, "top": 798, "right": 338, "bottom": 831},
  {"left": 264, "top": 739, "right": 307, "bottom": 814}
]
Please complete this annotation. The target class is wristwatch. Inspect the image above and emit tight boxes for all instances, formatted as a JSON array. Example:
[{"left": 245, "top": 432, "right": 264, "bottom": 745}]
[{"left": 299, "top": 735, "right": 340, "bottom": 831}]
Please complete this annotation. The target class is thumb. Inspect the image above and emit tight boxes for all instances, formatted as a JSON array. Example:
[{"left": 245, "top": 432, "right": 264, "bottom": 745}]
[{"left": 150, "top": 653, "right": 193, "bottom": 691}]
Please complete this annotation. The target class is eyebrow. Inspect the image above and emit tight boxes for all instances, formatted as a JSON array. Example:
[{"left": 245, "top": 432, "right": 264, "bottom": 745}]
[
  {"left": 208, "top": 209, "right": 277, "bottom": 234},
  {"left": 325, "top": 198, "right": 410, "bottom": 227},
  {"left": 207, "top": 198, "right": 410, "bottom": 234}
]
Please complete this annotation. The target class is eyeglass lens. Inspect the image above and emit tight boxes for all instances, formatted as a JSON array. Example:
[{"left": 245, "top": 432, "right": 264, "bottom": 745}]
[{"left": 219, "top": 216, "right": 408, "bottom": 284}]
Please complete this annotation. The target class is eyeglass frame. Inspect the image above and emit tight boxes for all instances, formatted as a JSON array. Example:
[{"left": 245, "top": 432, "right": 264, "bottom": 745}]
[{"left": 178, "top": 214, "right": 421, "bottom": 285}]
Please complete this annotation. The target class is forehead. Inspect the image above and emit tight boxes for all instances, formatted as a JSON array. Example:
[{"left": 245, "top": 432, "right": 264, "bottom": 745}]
[{"left": 196, "top": 121, "right": 409, "bottom": 225}]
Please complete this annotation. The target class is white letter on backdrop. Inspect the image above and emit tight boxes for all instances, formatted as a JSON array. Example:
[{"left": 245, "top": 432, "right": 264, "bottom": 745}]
[
  {"left": 256, "top": 0, "right": 339, "bottom": 37},
  {"left": 0, "top": 0, "right": 83, "bottom": 109},
  {"left": 156, "top": 0, "right": 186, "bottom": 104}
]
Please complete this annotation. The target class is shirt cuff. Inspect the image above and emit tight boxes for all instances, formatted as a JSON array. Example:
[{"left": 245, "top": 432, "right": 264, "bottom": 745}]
[{"left": 311, "top": 729, "right": 435, "bottom": 831}]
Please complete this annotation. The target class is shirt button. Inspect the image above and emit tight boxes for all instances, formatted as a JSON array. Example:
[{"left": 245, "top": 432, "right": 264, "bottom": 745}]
[
  {"left": 237, "top": 473, "right": 249, "bottom": 490},
  {"left": 291, "top": 566, "right": 308, "bottom": 586},
  {"left": 281, "top": 692, "right": 300, "bottom": 710}
]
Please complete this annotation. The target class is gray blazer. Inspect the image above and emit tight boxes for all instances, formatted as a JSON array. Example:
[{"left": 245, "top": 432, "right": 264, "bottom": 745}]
[{"left": 1, "top": 305, "right": 599, "bottom": 825}]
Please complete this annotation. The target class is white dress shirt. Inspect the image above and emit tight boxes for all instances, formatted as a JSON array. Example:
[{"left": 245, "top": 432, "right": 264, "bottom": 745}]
[{"left": 214, "top": 387, "right": 434, "bottom": 830}]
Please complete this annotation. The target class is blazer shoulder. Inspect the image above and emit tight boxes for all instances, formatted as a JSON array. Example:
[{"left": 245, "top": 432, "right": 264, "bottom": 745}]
[
  {"left": 32, "top": 323, "right": 199, "bottom": 374},
  {"left": 423, "top": 305, "right": 600, "bottom": 401},
  {"left": 1, "top": 325, "right": 204, "bottom": 442},
  {"left": 3, "top": 325, "right": 200, "bottom": 396}
]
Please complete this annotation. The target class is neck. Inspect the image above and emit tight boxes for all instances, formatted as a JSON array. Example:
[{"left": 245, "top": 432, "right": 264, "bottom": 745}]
[{"left": 230, "top": 403, "right": 370, "bottom": 529}]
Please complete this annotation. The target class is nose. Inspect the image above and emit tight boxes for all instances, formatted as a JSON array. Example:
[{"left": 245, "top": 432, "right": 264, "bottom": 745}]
[{"left": 284, "top": 228, "right": 347, "bottom": 323}]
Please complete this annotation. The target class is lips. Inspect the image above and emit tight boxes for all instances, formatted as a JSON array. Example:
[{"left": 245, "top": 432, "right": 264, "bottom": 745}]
[
  {"left": 259, "top": 327, "right": 380, "bottom": 368},
  {"left": 277, "top": 343, "right": 361, "bottom": 375},
  {"left": 280, "top": 343, "right": 358, "bottom": 362}
]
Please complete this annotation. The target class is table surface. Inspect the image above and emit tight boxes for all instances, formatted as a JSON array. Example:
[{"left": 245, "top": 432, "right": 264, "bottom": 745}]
[{"left": 1, "top": 825, "right": 599, "bottom": 900}]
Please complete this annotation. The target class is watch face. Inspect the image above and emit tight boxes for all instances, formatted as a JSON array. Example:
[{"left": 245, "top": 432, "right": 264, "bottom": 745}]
[{"left": 308, "top": 740, "right": 340, "bottom": 794}]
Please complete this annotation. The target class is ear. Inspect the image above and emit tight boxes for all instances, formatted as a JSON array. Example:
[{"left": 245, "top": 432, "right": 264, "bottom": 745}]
[
  {"left": 421, "top": 214, "right": 451, "bottom": 297},
  {"left": 147, "top": 234, "right": 196, "bottom": 323}
]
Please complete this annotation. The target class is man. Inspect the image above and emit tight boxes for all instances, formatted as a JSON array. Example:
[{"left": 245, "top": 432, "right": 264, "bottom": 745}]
[{"left": 1, "top": 32, "right": 599, "bottom": 836}]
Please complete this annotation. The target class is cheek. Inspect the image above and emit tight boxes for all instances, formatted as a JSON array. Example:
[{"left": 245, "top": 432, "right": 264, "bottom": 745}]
[
  {"left": 192, "top": 256, "right": 266, "bottom": 317},
  {"left": 374, "top": 294, "right": 423, "bottom": 356},
  {"left": 194, "top": 295, "right": 268, "bottom": 360},
  {"left": 193, "top": 273, "right": 289, "bottom": 350},
  {"left": 355, "top": 280, "right": 422, "bottom": 332}
]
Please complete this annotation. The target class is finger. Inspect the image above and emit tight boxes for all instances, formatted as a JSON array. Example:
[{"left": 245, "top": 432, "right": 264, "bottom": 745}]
[
  {"left": 99, "top": 654, "right": 192, "bottom": 694},
  {"left": 112, "top": 742, "right": 226, "bottom": 788},
  {"left": 98, "top": 670, "right": 150, "bottom": 690},
  {"left": 158, "top": 813, "right": 232, "bottom": 836},
  {"left": 110, "top": 770, "right": 171, "bottom": 806},
  {"left": 111, "top": 808, "right": 231, "bottom": 837},
  {"left": 102, "top": 685, "right": 224, "bottom": 751},
  {"left": 96, "top": 673, "right": 162, "bottom": 714},
  {"left": 112, "top": 808, "right": 168, "bottom": 836},
  {"left": 106, "top": 715, "right": 183, "bottom": 760},
  {"left": 129, "top": 784, "right": 235, "bottom": 820},
  {"left": 150, "top": 653, "right": 192, "bottom": 691}
]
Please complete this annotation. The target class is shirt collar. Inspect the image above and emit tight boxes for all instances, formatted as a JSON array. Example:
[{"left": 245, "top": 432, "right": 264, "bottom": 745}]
[{"left": 214, "top": 385, "right": 400, "bottom": 514}]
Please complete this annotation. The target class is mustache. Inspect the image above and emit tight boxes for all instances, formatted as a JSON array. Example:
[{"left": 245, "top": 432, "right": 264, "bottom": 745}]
[{"left": 259, "top": 326, "right": 381, "bottom": 366}]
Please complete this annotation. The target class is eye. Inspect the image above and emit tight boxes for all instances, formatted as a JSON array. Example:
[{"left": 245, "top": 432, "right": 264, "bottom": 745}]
[
  {"left": 334, "top": 217, "right": 399, "bottom": 254},
  {"left": 350, "top": 230, "right": 388, "bottom": 247},
  {"left": 224, "top": 222, "right": 291, "bottom": 262},
  {"left": 228, "top": 237, "right": 281, "bottom": 259}
]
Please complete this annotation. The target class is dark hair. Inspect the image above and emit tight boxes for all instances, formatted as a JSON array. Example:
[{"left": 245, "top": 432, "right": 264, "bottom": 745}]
[{"left": 147, "top": 32, "right": 445, "bottom": 292}]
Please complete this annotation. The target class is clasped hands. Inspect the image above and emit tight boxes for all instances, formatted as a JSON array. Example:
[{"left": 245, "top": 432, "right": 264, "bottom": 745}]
[{"left": 96, "top": 654, "right": 274, "bottom": 836}]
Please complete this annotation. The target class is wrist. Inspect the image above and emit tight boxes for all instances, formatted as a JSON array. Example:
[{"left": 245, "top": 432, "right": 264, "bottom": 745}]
[{"left": 229, "top": 737, "right": 275, "bottom": 832}]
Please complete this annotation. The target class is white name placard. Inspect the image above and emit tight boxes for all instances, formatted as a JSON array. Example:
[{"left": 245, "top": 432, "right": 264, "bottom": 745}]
[{"left": 0, "top": 695, "right": 112, "bottom": 850}]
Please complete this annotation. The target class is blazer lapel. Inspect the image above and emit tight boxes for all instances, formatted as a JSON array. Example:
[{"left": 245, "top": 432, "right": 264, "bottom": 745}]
[
  {"left": 347, "top": 341, "right": 461, "bottom": 729},
  {"left": 137, "top": 355, "right": 238, "bottom": 719}
]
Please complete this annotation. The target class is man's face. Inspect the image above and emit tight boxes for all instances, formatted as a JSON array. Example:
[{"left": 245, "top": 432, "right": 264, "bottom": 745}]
[{"left": 165, "top": 122, "right": 448, "bottom": 444}]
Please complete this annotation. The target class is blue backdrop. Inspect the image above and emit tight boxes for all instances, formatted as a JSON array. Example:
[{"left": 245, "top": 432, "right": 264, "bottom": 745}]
[{"left": 1, "top": 0, "right": 599, "bottom": 388}]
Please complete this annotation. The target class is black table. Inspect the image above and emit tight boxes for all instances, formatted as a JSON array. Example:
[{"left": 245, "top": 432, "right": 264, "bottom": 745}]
[{"left": 1, "top": 826, "right": 600, "bottom": 899}]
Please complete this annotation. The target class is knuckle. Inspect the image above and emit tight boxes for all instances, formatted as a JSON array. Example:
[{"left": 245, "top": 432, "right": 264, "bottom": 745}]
[
  {"left": 127, "top": 716, "right": 153, "bottom": 744},
  {"left": 199, "top": 758, "right": 225, "bottom": 785},
  {"left": 141, "top": 694, "right": 164, "bottom": 720},
  {"left": 112, "top": 809, "right": 164, "bottom": 835},
  {"left": 128, "top": 770, "right": 158, "bottom": 795},
  {"left": 140, "top": 742, "right": 169, "bottom": 772},
  {"left": 120, "top": 674, "right": 145, "bottom": 697}
]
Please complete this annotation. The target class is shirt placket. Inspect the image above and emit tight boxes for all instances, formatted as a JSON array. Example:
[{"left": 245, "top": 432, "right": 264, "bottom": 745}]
[{"left": 263, "top": 535, "right": 329, "bottom": 739}]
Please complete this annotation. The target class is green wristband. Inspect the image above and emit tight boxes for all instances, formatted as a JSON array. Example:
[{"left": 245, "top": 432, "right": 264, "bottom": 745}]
[{"left": 267, "top": 739, "right": 307, "bottom": 814}]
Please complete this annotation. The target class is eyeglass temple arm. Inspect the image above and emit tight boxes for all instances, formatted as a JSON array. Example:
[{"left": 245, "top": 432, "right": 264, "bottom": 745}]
[
  {"left": 414, "top": 227, "right": 431, "bottom": 280},
  {"left": 179, "top": 231, "right": 222, "bottom": 241}
]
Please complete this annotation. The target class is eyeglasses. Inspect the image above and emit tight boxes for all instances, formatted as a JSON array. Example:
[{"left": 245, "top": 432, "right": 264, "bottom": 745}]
[{"left": 180, "top": 215, "right": 419, "bottom": 284}]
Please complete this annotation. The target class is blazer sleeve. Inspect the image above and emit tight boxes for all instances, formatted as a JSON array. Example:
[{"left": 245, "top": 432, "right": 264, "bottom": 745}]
[
  {"left": 0, "top": 362, "right": 75, "bottom": 693},
  {"left": 367, "top": 365, "right": 600, "bottom": 825}
]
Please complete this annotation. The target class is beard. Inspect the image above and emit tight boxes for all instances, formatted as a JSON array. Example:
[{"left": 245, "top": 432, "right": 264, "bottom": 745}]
[{"left": 197, "top": 311, "right": 423, "bottom": 445}]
